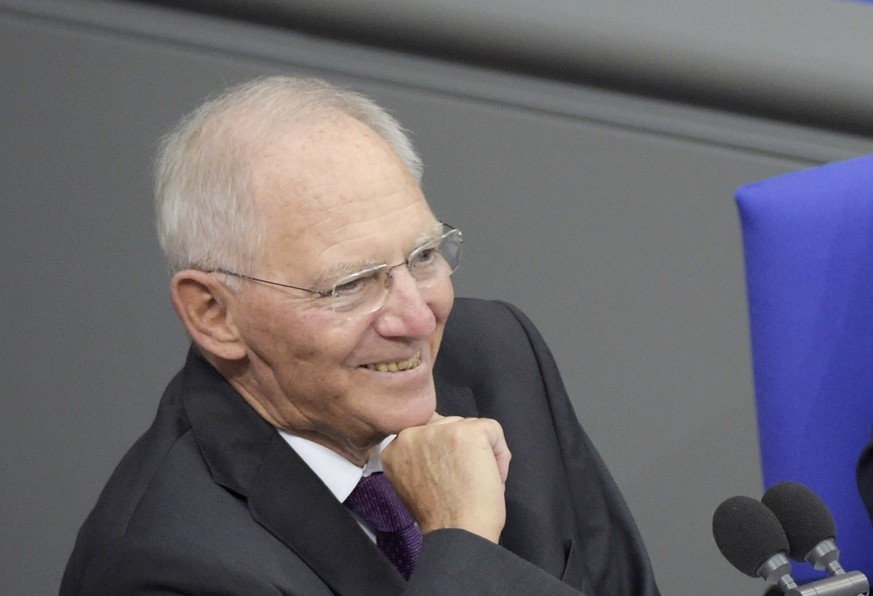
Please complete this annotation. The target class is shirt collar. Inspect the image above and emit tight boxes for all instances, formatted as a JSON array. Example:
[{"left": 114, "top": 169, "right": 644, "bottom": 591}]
[{"left": 278, "top": 431, "right": 395, "bottom": 502}]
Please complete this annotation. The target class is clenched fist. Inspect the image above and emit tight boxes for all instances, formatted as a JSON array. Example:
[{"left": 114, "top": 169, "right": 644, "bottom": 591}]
[{"left": 381, "top": 414, "right": 511, "bottom": 543}]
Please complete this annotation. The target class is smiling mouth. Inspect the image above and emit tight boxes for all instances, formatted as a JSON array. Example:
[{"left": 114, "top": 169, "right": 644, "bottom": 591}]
[{"left": 363, "top": 351, "right": 422, "bottom": 372}]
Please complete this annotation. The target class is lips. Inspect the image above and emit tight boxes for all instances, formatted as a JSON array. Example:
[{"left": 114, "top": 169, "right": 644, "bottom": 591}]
[{"left": 363, "top": 351, "right": 421, "bottom": 372}]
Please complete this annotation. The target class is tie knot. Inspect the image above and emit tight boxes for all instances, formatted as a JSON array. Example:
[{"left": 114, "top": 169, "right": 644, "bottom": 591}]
[{"left": 345, "top": 473, "right": 415, "bottom": 533}]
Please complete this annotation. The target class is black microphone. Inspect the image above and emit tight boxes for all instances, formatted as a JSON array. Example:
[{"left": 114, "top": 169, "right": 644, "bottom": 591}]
[
  {"left": 761, "top": 481, "right": 842, "bottom": 575},
  {"left": 712, "top": 495, "right": 798, "bottom": 592},
  {"left": 760, "top": 482, "right": 869, "bottom": 596}
]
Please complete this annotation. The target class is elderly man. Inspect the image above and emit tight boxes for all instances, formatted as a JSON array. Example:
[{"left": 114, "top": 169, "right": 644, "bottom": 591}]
[{"left": 61, "top": 77, "right": 659, "bottom": 595}]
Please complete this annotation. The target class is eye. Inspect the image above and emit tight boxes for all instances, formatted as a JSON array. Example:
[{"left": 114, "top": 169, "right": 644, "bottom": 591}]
[
  {"left": 332, "top": 270, "right": 379, "bottom": 298},
  {"left": 410, "top": 245, "right": 442, "bottom": 270},
  {"left": 333, "top": 278, "right": 364, "bottom": 297}
]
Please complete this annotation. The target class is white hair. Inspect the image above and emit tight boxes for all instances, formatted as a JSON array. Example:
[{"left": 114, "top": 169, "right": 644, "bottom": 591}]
[{"left": 154, "top": 76, "right": 423, "bottom": 276}]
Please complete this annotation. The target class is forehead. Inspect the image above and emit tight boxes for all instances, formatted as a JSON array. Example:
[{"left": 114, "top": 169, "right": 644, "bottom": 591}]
[{"left": 250, "top": 113, "right": 436, "bottom": 273}]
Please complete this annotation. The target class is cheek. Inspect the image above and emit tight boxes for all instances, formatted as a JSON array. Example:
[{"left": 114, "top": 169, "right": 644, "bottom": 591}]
[
  {"left": 431, "top": 282, "right": 455, "bottom": 324},
  {"left": 428, "top": 285, "right": 454, "bottom": 356},
  {"left": 239, "top": 301, "right": 332, "bottom": 371},
  {"left": 269, "top": 338, "right": 355, "bottom": 417},
  {"left": 271, "top": 313, "right": 367, "bottom": 378}
]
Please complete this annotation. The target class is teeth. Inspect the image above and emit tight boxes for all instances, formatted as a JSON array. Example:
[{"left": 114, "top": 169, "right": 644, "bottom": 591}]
[{"left": 366, "top": 352, "right": 421, "bottom": 372}]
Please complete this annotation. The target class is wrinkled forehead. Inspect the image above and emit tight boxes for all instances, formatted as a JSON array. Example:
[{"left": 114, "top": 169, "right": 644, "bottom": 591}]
[
  {"left": 253, "top": 114, "right": 419, "bottom": 215},
  {"left": 248, "top": 114, "right": 434, "bottom": 272}
]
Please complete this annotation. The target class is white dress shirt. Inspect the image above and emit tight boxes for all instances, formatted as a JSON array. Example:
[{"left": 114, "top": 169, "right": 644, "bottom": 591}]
[{"left": 278, "top": 431, "right": 397, "bottom": 540}]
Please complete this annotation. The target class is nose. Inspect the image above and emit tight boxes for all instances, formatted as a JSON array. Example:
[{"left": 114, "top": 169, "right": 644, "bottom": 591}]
[{"left": 372, "top": 266, "right": 437, "bottom": 338}]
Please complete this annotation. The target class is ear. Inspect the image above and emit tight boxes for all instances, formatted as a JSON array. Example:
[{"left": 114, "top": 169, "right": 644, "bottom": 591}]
[{"left": 170, "top": 270, "right": 247, "bottom": 361}]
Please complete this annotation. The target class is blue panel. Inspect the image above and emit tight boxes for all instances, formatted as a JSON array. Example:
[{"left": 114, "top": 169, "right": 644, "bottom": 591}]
[{"left": 737, "top": 154, "right": 873, "bottom": 580}]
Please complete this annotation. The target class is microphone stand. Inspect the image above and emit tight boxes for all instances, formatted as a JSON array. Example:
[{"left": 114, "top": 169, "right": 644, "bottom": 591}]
[{"left": 783, "top": 571, "right": 869, "bottom": 596}]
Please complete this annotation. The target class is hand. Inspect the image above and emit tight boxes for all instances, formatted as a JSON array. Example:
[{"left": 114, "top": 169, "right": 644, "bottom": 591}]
[{"left": 381, "top": 414, "right": 511, "bottom": 543}]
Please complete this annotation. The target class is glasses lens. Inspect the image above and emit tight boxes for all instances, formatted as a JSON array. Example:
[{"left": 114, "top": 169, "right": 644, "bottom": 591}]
[
  {"left": 330, "top": 266, "right": 389, "bottom": 316},
  {"left": 438, "top": 228, "right": 462, "bottom": 272},
  {"left": 408, "top": 227, "right": 462, "bottom": 286},
  {"left": 329, "top": 225, "right": 463, "bottom": 319}
]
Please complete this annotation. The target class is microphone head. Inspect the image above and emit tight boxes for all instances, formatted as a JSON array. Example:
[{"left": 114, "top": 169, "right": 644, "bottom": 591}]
[
  {"left": 713, "top": 495, "right": 791, "bottom": 577},
  {"left": 761, "top": 481, "right": 836, "bottom": 561}
]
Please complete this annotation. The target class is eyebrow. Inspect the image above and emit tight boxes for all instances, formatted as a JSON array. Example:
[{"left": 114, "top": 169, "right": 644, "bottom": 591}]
[{"left": 310, "top": 222, "right": 444, "bottom": 288}]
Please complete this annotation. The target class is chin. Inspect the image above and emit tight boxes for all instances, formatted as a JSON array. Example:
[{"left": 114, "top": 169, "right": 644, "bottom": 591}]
[{"left": 384, "top": 390, "right": 436, "bottom": 433}]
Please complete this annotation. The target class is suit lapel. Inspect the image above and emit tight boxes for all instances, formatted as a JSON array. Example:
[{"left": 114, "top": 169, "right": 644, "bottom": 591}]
[
  {"left": 182, "top": 350, "right": 404, "bottom": 596},
  {"left": 182, "top": 347, "right": 480, "bottom": 595},
  {"left": 248, "top": 433, "right": 405, "bottom": 596}
]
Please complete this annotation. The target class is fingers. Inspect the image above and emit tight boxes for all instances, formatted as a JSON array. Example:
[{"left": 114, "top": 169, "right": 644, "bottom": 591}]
[
  {"left": 421, "top": 415, "right": 511, "bottom": 482},
  {"left": 382, "top": 416, "right": 511, "bottom": 543},
  {"left": 427, "top": 412, "right": 464, "bottom": 425},
  {"left": 479, "top": 418, "right": 512, "bottom": 484}
]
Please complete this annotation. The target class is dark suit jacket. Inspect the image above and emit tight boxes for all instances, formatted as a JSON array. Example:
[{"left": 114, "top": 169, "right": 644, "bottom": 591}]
[
  {"left": 61, "top": 298, "right": 659, "bottom": 595},
  {"left": 857, "top": 439, "right": 873, "bottom": 529}
]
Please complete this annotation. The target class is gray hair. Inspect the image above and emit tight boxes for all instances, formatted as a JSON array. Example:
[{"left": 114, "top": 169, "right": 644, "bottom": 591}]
[{"left": 154, "top": 76, "right": 423, "bottom": 276}]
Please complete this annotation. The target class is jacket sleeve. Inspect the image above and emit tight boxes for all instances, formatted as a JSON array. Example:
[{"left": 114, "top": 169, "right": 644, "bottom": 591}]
[
  {"left": 406, "top": 529, "right": 584, "bottom": 596},
  {"left": 499, "top": 300, "right": 660, "bottom": 595},
  {"left": 434, "top": 298, "right": 659, "bottom": 595}
]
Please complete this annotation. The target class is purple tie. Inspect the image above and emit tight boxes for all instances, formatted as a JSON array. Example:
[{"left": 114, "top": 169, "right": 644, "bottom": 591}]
[{"left": 344, "top": 472, "right": 422, "bottom": 579}]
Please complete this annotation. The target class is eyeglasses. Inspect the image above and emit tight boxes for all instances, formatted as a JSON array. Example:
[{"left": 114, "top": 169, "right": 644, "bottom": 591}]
[{"left": 212, "top": 223, "right": 462, "bottom": 319}]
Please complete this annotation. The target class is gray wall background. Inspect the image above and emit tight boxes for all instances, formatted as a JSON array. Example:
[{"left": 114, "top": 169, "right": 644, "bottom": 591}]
[{"left": 3, "top": 1, "right": 873, "bottom": 594}]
